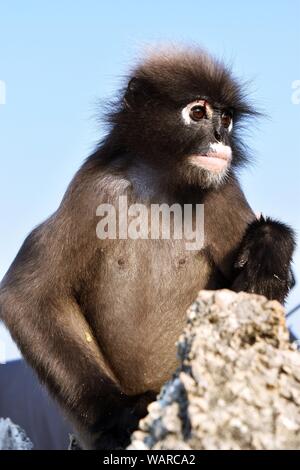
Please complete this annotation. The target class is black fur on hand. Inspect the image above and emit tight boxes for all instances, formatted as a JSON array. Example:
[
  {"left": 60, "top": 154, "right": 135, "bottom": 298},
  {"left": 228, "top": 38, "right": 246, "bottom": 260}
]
[{"left": 231, "top": 216, "right": 296, "bottom": 303}]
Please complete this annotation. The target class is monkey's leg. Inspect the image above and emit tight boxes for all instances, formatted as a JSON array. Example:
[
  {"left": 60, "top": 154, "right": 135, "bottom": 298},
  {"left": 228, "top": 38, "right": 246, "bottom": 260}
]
[
  {"left": 231, "top": 216, "right": 296, "bottom": 304},
  {"left": 0, "top": 292, "right": 151, "bottom": 449}
]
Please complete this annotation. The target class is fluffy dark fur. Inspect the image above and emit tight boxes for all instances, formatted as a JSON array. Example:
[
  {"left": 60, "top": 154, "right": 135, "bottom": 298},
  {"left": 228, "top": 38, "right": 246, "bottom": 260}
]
[
  {"left": 0, "top": 46, "right": 295, "bottom": 449},
  {"left": 102, "top": 48, "right": 256, "bottom": 177}
]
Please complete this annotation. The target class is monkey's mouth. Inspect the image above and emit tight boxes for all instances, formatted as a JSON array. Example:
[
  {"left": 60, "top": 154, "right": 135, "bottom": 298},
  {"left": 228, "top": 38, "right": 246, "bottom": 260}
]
[{"left": 188, "top": 143, "right": 232, "bottom": 173}]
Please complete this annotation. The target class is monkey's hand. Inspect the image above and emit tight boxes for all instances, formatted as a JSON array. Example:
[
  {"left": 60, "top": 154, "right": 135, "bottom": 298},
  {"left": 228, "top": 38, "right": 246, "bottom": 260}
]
[{"left": 231, "top": 216, "right": 296, "bottom": 304}]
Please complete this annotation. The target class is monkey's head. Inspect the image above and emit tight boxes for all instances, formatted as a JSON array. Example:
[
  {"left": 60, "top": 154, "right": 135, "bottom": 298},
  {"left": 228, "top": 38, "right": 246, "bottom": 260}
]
[{"left": 108, "top": 47, "right": 257, "bottom": 189}]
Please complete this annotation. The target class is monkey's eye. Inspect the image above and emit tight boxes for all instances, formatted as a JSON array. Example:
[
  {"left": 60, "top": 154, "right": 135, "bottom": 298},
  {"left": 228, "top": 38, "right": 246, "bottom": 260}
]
[
  {"left": 221, "top": 110, "right": 233, "bottom": 129},
  {"left": 190, "top": 105, "right": 206, "bottom": 121}
]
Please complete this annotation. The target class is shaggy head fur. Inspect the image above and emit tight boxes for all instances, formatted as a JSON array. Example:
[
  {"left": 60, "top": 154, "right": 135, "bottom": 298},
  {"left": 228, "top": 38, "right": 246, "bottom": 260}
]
[{"left": 104, "top": 46, "right": 258, "bottom": 189}]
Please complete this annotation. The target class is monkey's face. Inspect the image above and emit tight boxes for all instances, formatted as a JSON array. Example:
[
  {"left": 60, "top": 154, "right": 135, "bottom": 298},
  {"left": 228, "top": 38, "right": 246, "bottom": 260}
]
[
  {"left": 178, "top": 98, "right": 234, "bottom": 188},
  {"left": 112, "top": 48, "right": 256, "bottom": 189}
]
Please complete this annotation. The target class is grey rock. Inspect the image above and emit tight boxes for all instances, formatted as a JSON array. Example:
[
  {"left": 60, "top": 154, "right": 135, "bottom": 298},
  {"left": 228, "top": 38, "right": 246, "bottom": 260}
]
[
  {"left": 129, "top": 290, "right": 300, "bottom": 450},
  {"left": 0, "top": 417, "right": 33, "bottom": 450}
]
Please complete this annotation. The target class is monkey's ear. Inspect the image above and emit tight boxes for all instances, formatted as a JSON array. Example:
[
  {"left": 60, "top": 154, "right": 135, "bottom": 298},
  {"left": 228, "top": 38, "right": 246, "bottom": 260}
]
[{"left": 123, "top": 77, "right": 152, "bottom": 109}]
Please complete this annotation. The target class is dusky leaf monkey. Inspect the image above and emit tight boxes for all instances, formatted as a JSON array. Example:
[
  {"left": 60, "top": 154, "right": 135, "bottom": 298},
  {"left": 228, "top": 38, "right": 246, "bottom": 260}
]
[{"left": 0, "top": 46, "right": 295, "bottom": 449}]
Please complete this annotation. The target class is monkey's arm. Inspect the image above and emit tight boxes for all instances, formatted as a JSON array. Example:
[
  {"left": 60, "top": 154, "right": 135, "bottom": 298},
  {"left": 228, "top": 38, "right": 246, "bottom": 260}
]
[
  {"left": 0, "top": 220, "right": 145, "bottom": 449},
  {"left": 231, "top": 216, "right": 296, "bottom": 304},
  {"left": 205, "top": 177, "right": 295, "bottom": 303}
]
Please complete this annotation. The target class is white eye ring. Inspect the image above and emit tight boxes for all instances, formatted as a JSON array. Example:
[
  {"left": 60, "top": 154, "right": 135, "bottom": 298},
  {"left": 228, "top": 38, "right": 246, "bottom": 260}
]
[
  {"left": 181, "top": 100, "right": 212, "bottom": 125},
  {"left": 227, "top": 118, "right": 233, "bottom": 132},
  {"left": 221, "top": 111, "right": 234, "bottom": 132},
  {"left": 181, "top": 106, "right": 192, "bottom": 125}
]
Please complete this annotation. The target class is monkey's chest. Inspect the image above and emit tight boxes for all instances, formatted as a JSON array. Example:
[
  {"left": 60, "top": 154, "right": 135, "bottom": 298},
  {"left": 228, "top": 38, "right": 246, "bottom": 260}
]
[
  {"left": 85, "top": 238, "right": 219, "bottom": 394},
  {"left": 98, "top": 238, "right": 216, "bottom": 310}
]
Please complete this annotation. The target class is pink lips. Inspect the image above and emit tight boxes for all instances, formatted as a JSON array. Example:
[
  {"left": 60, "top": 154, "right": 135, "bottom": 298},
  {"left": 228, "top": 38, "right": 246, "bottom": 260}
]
[{"left": 188, "top": 143, "right": 232, "bottom": 172}]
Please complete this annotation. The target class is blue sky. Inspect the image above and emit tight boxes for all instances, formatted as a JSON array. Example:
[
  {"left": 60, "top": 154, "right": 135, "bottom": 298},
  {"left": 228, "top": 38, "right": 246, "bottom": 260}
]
[{"left": 0, "top": 1, "right": 299, "bottom": 360}]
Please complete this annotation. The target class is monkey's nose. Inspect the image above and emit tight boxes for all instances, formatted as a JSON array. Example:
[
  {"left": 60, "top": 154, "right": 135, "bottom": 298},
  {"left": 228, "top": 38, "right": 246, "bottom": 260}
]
[{"left": 214, "top": 130, "right": 222, "bottom": 142}]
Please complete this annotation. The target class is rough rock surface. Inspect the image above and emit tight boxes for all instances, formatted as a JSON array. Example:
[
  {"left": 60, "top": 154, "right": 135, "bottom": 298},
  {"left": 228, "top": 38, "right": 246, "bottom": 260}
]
[
  {"left": 129, "top": 290, "right": 300, "bottom": 450},
  {"left": 0, "top": 418, "right": 33, "bottom": 450}
]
